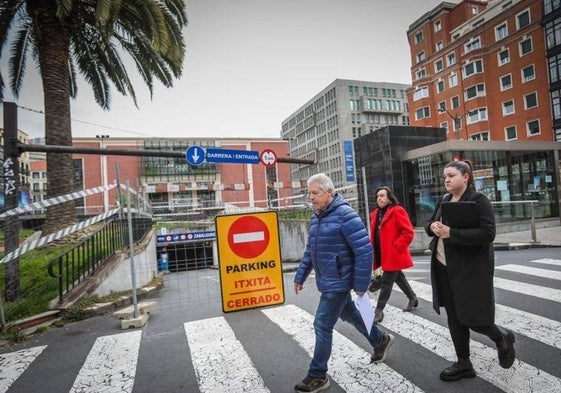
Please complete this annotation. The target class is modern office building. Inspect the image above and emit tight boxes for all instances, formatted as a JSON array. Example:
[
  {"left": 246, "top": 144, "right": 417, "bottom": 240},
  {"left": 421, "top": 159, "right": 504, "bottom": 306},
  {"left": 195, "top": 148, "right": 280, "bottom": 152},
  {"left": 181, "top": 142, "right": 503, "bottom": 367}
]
[
  {"left": 280, "top": 79, "right": 410, "bottom": 192},
  {"left": 407, "top": 0, "right": 555, "bottom": 142},
  {"left": 544, "top": 0, "right": 561, "bottom": 141}
]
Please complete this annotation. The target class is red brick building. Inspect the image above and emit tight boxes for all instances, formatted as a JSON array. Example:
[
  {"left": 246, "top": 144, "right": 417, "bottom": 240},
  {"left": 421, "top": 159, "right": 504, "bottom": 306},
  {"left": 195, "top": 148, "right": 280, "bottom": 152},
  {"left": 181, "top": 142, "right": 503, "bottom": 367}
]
[
  {"left": 407, "top": 0, "right": 553, "bottom": 141},
  {"left": 71, "top": 137, "right": 293, "bottom": 215}
]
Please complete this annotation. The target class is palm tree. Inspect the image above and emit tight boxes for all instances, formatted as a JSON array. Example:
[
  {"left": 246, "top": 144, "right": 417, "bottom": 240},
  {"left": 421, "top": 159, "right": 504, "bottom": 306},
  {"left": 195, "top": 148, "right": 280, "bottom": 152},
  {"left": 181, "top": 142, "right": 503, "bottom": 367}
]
[{"left": 0, "top": 0, "right": 186, "bottom": 300}]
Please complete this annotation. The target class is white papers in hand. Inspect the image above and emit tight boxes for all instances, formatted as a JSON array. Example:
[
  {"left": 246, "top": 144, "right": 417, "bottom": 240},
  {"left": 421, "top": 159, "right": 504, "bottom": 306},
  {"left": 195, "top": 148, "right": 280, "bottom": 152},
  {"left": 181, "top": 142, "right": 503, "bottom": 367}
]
[{"left": 355, "top": 294, "right": 375, "bottom": 335}]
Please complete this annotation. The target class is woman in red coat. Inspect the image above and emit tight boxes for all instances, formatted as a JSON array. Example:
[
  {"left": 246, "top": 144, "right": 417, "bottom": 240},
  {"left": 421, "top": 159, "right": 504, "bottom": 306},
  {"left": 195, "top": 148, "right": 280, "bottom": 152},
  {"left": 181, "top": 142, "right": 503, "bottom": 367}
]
[{"left": 369, "top": 186, "right": 418, "bottom": 323}]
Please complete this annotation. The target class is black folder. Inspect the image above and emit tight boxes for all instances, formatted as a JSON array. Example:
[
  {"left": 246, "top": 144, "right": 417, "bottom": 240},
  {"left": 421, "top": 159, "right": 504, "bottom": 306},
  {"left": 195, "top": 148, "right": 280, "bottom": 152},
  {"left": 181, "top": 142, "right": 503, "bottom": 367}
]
[{"left": 440, "top": 201, "right": 479, "bottom": 229}]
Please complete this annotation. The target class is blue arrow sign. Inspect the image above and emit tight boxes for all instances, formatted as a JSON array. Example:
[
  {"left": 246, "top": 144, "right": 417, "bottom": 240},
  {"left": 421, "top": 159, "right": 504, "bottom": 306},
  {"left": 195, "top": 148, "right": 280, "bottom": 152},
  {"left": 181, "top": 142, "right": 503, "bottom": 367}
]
[
  {"left": 206, "top": 148, "right": 260, "bottom": 164},
  {"left": 186, "top": 145, "right": 205, "bottom": 166}
]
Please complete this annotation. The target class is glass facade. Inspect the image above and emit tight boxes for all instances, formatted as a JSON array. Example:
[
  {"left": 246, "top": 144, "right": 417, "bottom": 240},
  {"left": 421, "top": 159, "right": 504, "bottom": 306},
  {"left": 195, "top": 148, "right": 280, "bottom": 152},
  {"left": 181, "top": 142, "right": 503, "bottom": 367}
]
[{"left": 403, "top": 148, "right": 560, "bottom": 226}]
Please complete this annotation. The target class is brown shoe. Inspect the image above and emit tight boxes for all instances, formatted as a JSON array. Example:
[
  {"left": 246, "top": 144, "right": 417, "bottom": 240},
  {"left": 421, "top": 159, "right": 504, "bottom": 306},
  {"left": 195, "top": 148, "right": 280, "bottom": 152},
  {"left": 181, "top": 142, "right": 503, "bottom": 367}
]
[
  {"left": 294, "top": 376, "right": 330, "bottom": 392},
  {"left": 371, "top": 333, "right": 395, "bottom": 363}
]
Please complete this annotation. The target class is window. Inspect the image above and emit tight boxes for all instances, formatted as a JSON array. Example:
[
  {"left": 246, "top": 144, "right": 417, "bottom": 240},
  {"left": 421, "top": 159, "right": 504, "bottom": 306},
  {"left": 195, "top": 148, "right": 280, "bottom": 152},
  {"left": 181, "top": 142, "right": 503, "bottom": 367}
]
[
  {"left": 500, "top": 74, "right": 512, "bottom": 90},
  {"left": 498, "top": 49, "right": 510, "bottom": 65},
  {"left": 451, "top": 96, "right": 460, "bottom": 109},
  {"left": 545, "top": 17, "right": 561, "bottom": 49},
  {"left": 415, "top": 31, "right": 423, "bottom": 44},
  {"left": 435, "top": 59, "right": 444, "bottom": 72},
  {"left": 416, "top": 68, "right": 426, "bottom": 79},
  {"left": 470, "top": 132, "right": 490, "bottom": 141},
  {"left": 434, "top": 20, "right": 442, "bottom": 32},
  {"left": 503, "top": 100, "right": 515, "bottom": 115},
  {"left": 465, "top": 83, "right": 485, "bottom": 100},
  {"left": 449, "top": 73, "right": 458, "bottom": 87},
  {"left": 415, "top": 107, "right": 430, "bottom": 120},
  {"left": 464, "top": 60, "right": 483, "bottom": 77},
  {"left": 527, "top": 119, "right": 540, "bottom": 136},
  {"left": 516, "top": 9, "right": 530, "bottom": 30},
  {"left": 496, "top": 22, "right": 508, "bottom": 41},
  {"left": 413, "top": 86, "right": 429, "bottom": 100},
  {"left": 505, "top": 125, "right": 517, "bottom": 140},
  {"left": 465, "top": 37, "right": 481, "bottom": 53},
  {"left": 436, "top": 80, "right": 445, "bottom": 93},
  {"left": 440, "top": 122, "right": 449, "bottom": 133},
  {"left": 524, "top": 92, "right": 537, "bottom": 109},
  {"left": 467, "top": 108, "right": 487, "bottom": 123},
  {"left": 522, "top": 64, "right": 535, "bottom": 82},
  {"left": 438, "top": 101, "right": 446, "bottom": 111},
  {"left": 417, "top": 51, "right": 425, "bottom": 63},
  {"left": 519, "top": 38, "right": 533, "bottom": 56},
  {"left": 553, "top": 89, "right": 561, "bottom": 121},
  {"left": 447, "top": 52, "right": 456, "bottom": 66}
]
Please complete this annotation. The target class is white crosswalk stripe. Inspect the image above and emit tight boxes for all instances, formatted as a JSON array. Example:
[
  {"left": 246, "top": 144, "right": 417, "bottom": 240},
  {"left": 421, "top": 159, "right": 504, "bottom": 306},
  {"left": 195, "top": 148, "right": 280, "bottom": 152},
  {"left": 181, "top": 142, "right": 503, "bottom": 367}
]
[
  {"left": 69, "top": 331, "right": 141, "bottom": 393},
  {"left": 496, "top": 264, "right": 561, "bottom": 280},
  {"left": 0, "top": 346, "right": 46, "bottom": 393},
  {"left": 0, "top": 259, "right": 560, "bottom": 393},
  {"left": 184, "top": 317, "right": 270, "bottom": 393}
]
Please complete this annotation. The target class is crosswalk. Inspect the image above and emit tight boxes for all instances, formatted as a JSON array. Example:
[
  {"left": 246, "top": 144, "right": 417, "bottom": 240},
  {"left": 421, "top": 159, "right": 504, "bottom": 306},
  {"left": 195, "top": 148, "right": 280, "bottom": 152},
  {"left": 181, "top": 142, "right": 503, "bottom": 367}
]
[{"left": 1, "top": 258, "right": 560, "bottom": 393}]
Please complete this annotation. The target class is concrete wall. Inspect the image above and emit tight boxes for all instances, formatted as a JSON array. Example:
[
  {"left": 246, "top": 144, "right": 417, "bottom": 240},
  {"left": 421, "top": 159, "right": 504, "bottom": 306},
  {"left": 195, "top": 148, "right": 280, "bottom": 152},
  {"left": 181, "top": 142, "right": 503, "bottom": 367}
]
[{"left": 94, "top": 236, "right": 158, "bottom": 297}]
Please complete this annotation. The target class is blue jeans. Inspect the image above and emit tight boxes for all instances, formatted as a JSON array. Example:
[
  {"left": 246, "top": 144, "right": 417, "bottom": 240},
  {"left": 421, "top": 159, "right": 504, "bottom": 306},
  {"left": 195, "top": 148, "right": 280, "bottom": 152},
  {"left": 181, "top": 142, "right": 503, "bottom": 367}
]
[{"left": 308, "top": 291, "right": 385, "bottom": 379}]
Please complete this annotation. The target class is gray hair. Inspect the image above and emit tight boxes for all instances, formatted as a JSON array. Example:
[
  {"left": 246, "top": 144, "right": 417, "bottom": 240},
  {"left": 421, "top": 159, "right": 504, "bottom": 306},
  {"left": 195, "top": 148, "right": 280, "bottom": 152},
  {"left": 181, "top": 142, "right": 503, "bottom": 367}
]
[{"left": 307, "top": 173, "right": 334, "bottom": 192}]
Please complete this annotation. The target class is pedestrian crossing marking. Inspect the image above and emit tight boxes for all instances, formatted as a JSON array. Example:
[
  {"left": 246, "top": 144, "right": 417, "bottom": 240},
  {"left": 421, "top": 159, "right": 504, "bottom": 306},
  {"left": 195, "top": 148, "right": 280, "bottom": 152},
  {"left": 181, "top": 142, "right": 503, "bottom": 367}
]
[
  {"left": 0, "top": 345, "right": 46, "bottom": 393},
  {"left": 379, "top": 305, "right": 561, "bottom": 393},
  {"left": 494, "top": 277, "right": 561, "bottom": 302},
  {"left": 69, "top": 331, "right": 141, "bottom": 393},
  {"left": 496, "top": 264, "right": 561, "bottom": 281},
  {"left": 407, "top": 281, "right": 561, "bottom": 351},
  {"left": 184, "top": 317, "right": 270, "bottom": 393},
  {"left": 262, "top": 304, "right": 424, "bottom": 393},
  {"left": 529, "top": 258, "right": 561, "bottom": 266}
]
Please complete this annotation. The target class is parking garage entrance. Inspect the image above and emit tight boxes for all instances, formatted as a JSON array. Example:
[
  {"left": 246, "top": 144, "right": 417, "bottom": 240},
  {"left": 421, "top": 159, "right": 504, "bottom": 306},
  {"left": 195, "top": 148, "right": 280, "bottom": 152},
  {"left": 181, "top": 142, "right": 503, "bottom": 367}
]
[{"left": 156, "top": 231, "right": 216, "bottom": 272}]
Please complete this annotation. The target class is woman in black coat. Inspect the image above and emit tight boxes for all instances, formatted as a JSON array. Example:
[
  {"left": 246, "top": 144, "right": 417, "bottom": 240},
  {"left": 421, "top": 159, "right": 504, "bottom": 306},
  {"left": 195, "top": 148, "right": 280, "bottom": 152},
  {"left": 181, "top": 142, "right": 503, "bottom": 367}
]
[{"left": 425, "top": 160, "right": 516, "bottom": 382}]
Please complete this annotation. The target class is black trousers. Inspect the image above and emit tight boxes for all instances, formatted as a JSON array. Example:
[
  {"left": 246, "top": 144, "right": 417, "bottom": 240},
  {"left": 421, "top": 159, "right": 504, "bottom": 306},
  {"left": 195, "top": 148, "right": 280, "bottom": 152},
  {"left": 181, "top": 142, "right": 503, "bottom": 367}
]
[
  {"left": 376, "top": 270, "right": 417, "bottom": 310},
  {"left": 434, "top": 261, "right": 504, "bottom": 359}
]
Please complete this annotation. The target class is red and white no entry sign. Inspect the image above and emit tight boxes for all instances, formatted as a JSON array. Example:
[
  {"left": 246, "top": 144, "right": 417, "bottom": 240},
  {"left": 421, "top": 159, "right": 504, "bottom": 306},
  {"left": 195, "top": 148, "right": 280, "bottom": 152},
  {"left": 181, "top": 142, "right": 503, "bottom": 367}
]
[
  {"left": 227, "top": 215, "right": 270, "bottom": 259},
  {"left": 260, "top": 149, "right": 277, "bottom": 167}
]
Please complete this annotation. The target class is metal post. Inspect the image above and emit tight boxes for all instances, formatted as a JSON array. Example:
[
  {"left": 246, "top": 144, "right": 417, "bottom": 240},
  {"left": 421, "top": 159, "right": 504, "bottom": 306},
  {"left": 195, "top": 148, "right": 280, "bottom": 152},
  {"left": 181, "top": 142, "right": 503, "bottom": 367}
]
[
  {"left": 126, "top": 182, "right": 139, "bottom": 318},
  {"left": 361, "top": 167, "right": 371, "bottom": 235},
  {"left": 115, "top": 163, "right": 122, "bottom": 219},
  {"left": 530, "top": 202, "right": 537, "bottom": 243}
]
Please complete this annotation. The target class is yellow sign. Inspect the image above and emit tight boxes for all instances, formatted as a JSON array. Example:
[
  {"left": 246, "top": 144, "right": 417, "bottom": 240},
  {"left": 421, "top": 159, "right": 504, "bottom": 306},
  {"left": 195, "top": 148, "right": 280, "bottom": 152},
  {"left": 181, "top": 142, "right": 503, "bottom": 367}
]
[{"left": 215, "top": 211, "right": 285, "bottom": 313}]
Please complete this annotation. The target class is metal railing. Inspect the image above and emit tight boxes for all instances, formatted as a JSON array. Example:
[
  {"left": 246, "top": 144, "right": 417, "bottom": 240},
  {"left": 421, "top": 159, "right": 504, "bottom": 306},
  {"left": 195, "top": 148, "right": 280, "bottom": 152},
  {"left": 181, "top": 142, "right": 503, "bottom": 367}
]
[
  {"left": 491, "top": 200, "right": 539, "bottom": 242},
  {"left": 47, "top": 217, "right": 152, "bottom": 302}
]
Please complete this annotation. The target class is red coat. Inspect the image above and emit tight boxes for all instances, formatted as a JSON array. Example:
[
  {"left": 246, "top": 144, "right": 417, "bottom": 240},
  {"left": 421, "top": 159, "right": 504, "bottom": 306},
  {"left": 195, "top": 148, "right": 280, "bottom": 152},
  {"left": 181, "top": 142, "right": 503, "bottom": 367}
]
[{"left": 370, "top": 205, "right": 414, "bottom": 271}]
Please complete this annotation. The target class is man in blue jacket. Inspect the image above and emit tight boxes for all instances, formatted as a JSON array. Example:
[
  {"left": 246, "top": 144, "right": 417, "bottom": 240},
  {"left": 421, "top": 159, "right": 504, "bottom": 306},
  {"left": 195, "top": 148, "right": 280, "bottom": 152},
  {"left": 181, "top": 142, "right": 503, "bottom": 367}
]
[{"left": 293, "top": 173, "right": 394, "bottom": 393}]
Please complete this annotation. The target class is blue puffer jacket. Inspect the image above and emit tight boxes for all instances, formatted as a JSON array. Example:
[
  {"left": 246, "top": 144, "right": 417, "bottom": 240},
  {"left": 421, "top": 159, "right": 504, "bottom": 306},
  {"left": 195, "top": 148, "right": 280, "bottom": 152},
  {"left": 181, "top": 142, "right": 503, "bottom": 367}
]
[{"left": 294, "top": 194, "right": 373, "bottom": 293}]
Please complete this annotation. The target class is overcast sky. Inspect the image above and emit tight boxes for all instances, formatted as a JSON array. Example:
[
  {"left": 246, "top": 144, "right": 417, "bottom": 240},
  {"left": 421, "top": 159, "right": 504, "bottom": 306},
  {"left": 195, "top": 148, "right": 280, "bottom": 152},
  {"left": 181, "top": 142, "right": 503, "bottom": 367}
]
[{"left": 1, "top": 0, "right": 448, "bottom": 140}]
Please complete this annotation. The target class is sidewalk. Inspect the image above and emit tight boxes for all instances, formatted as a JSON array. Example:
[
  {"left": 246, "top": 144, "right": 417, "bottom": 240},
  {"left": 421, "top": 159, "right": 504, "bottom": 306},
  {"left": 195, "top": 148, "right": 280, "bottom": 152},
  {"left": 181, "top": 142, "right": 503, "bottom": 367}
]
[{"left": 493, "top": 224, "right": 561, "bottom": 249}]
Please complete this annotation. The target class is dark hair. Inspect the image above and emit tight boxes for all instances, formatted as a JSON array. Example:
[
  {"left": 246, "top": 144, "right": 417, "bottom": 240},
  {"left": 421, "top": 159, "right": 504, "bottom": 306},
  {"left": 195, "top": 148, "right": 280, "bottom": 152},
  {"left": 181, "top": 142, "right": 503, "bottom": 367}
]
[
  {"left": 375, "top": 186, "right": 400, "bottom": 206},
  {"left": 444, "top": 159, "right": 475, "bottom": 190}
]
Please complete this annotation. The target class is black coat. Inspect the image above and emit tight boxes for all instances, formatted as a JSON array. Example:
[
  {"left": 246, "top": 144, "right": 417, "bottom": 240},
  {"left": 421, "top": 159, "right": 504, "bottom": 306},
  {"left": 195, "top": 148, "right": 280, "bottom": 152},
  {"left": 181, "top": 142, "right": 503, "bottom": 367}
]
[{"left": 425, "top": 189, "right": 496, "bottom": 326}]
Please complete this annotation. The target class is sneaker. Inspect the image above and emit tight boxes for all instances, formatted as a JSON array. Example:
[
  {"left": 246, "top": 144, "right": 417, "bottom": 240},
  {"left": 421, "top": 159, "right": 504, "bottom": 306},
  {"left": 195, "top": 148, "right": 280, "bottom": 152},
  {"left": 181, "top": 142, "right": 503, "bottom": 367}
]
[
  {"left": 439, "top": 358, "right": 476, "bottom": 382},
  {"left": 294, "top": 376, "right": 330, "bottom": 392},
  {"left": 371, "top": 333, "right": 395, "bottom": 363},
  {"left": 497, "top": 329, "right": 516, "bottom": 369}
]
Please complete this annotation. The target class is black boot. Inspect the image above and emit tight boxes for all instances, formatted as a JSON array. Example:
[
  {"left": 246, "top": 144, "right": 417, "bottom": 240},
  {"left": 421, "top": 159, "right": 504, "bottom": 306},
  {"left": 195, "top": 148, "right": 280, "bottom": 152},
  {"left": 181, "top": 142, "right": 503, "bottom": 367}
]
[
  {"left": 496, "top": 329, "right": 516, "bottom": 369},
  {"left": 374, "top": 308, "right": 384, "bottom": 323},
  {"left": 440, "top": 358, "right": 476, "bottom": 382},
  {"left": 403, "top": 297, "right": 418, "bottom": 312}
]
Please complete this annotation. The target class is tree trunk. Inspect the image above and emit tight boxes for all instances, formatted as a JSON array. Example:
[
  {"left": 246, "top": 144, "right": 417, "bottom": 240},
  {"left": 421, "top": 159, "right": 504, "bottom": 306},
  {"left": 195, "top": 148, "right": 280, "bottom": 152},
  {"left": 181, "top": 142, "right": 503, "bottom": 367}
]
[{"left": 31, "top": 5, "right": 76, "bottom": 235}]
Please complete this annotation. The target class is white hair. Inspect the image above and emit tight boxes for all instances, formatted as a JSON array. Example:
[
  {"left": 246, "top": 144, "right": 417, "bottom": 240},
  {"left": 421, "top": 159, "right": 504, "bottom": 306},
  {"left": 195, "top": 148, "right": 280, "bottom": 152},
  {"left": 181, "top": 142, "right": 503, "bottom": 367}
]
[{"left": 307, "top": 173, "right": 334, "bottom": 192}]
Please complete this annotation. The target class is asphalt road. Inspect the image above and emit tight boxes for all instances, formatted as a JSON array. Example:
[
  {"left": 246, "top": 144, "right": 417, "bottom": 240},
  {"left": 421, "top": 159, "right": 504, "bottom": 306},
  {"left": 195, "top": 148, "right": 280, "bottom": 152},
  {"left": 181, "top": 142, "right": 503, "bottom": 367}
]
[{"left": 1, "top": 247, "right": 560, "bottom": 393}]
